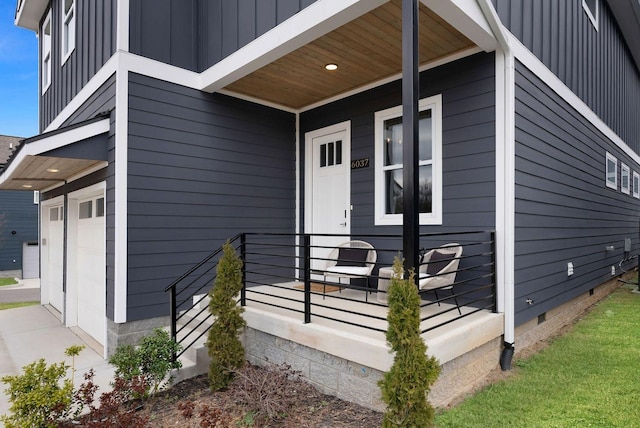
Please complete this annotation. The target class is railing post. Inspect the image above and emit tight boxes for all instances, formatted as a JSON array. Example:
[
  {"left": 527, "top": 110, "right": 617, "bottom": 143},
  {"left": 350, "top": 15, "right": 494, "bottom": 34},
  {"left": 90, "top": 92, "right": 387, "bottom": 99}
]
[
  {"left": 169, "top": 286, "right": 177, "bottom": 363},
  {"left": 304, "top": 234, "right": 311, "bottom": 324},
  {"left": 490, "top": 231, "right": 497, "bottom": 313},
  {"left": 240, "top": 233, "right": 247, "bottom": 306}
]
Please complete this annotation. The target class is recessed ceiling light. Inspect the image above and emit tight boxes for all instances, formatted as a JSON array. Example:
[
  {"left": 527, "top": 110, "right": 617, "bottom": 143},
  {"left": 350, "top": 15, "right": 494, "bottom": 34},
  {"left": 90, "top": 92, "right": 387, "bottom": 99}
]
[
  {"left": 47, "top": 168, "right": 59, "bottom": 173},
  {"left": 325, "top": 63, "right": 338, "bottom": 71},
  {"left": 22, "top": 184, "right": 33, "bottom": 188}
]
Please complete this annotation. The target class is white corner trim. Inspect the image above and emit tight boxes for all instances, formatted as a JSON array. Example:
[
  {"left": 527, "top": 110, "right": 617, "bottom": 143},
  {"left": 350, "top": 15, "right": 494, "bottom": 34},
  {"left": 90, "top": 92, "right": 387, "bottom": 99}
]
[
  {"left": 113, "top": 67, "right": 128, "bottom": 324},
  {"left": 421, "top": 0, "right": 496, "bottom": 52},
  {"left": 509, "top": 32, "right": 640, "bottom": 165},
  {"left": 116, "top": 0, "right": 130, "bottom": 52},
  {"left": 199, "top": 0, "right": 386, "bottom": 93}
]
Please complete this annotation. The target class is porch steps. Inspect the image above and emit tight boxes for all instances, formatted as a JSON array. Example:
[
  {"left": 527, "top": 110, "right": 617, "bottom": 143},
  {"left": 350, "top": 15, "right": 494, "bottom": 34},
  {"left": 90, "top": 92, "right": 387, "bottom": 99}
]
[{"left": 171, "top": 295, "right": 213, "bottom": 384}]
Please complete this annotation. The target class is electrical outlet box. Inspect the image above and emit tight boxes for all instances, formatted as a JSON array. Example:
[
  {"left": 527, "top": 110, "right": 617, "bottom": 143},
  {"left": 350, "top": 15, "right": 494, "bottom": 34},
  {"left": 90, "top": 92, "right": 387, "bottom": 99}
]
[
  {"left": 567, "top": 262, "right": 574, "bottom": 276},
  {"left": 625, "top": 238, "right": 631, "bottom": 252},
  {"left": 611, "top": 266, "right": 616, "bottom": 276}
]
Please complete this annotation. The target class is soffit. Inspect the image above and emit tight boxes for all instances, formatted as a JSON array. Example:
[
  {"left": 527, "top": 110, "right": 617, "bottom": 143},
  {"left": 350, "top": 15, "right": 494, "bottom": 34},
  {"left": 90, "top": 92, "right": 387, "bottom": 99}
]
[
  {"left": 224, "top": 0, "right": 475, "bottom": 110},
  {"left": 0, "top": 156, "right": 104, "bottom": 191}
]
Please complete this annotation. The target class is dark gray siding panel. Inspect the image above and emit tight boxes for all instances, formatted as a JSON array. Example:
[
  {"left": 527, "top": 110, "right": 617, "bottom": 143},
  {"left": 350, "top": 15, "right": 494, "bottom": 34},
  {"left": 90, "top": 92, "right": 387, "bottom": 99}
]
[
  {"left": 493, "top": 0, "right": 640, "bottom": 153},
  {"left": 300, "top": 52, "right": 496, "bottom": 265},
  {"left": 61, "top": 75, "right": 116, "bottom": 127},
  {"left": 126, "top": 73, "right": 296, "bottom": 321},
  {"left": 41, "top": 0, "right": 117, "bottom": 130},
  {"left": 0, "top": 192, "right": 38, "bottom": 272},
  {"left": 130, "top": 0, "right": 318, "bottom": 72},
  {"left": 514, "top": 62, "right": 640, "bottom": 325}
]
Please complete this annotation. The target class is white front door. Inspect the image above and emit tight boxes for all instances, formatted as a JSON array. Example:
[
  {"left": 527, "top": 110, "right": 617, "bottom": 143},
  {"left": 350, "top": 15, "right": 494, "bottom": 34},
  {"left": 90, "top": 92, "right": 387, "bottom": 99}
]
[{"left": 305, "top": 122, "right": 351, "bottom": 271}]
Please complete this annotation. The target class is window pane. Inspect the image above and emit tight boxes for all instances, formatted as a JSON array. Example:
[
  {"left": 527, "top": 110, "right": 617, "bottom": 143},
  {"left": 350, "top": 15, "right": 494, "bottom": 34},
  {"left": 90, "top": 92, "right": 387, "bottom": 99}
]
[
  {"left": 96, "top": 198, "right": 105, "bottom": 217},
  {"left": 50, "top": 207, "right": 58, "bottom": 221},
  {"left": 418, "top": 110, "right": 432, "bottom": 161},
  {"left": 320, "top": 144, "right": 326, "bottom": 167},
  {"left": 335, "top": 140, "right": 342, "bottom": 165},
  {"left": 383, "top": 117, "right": 403, "bottom": 166},
  {"left": 79, "top": 201, "right": 92, "bottom": 219},
  {"left": 607, "top": 158, "right": 616, "bottom": 184},
  {"left": 418, "top": 165, "right": 433, "bottom": 213},
  {"left": 385, "top": 169, "right": 403, "bottom": 214}
]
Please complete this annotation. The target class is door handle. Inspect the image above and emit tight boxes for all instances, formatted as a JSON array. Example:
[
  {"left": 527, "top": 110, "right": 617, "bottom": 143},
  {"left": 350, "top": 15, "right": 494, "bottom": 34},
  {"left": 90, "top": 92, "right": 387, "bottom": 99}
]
[{"left": 339, "top": 222, "right": 347, "bottom": 226}]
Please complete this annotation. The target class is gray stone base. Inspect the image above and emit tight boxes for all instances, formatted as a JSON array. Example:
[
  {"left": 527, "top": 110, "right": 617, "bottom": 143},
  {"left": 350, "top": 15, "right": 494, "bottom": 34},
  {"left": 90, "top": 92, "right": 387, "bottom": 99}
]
[
  {"left": 106, "top": 315, "right": 170, "bottom": 357},
  {"left": 0, "top": 270, "right": 22, "bottom": 279}
]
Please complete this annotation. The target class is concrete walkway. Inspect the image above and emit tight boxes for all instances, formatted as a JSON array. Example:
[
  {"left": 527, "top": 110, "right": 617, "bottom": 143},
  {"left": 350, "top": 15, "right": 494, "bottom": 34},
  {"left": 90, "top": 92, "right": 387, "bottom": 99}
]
[{"left": 0, "top": 279, "right": 114, "bottom": 416}]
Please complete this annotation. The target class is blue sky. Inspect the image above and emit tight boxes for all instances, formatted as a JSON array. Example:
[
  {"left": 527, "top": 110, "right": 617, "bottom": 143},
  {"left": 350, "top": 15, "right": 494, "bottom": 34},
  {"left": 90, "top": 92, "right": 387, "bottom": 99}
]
[{"left": 0, "top": 1, "right": 38, "bottom": 138}]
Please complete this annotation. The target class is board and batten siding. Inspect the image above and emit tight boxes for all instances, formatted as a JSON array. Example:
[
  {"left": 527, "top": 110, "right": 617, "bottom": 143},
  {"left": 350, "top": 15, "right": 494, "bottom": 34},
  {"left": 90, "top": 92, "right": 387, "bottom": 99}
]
[
  {"left": 300, "top": 52, "right": 496, "bottom": 265},
  {"left": 514, "top": 62, "right": 640, "bottom": 325},
  {"left": 126, "top": 73, "right": 296, "bottom": 321},
  {"left": 0, "top": 192, "right": 38, "bottom": 272},
  {"left": 493, "top": 0, "right": 640, "bottom": 153},
  {"left": 41, "top": 0, "right": 117, "bottom": 131},
  {"left": 129, "top": 0, "right": 317, "bottom": 72}
]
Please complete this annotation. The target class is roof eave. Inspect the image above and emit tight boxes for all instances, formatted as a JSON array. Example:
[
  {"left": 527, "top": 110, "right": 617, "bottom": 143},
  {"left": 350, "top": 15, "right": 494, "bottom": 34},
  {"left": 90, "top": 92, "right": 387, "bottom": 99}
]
[{"left": 14, "top": 0, "right": 49, "bottom": 31}]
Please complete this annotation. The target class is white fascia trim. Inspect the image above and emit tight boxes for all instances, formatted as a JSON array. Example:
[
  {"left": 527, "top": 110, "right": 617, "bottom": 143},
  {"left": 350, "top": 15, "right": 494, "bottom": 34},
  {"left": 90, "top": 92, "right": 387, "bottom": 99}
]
[
  {"left": 113, "top": 64, "right": 128, "bottom": 323},
  {"left": 123, "top": 51, "right": 201, "bottom": 90},
  {"left": 199, "top": 0, "right": 387, "bottom": 93},
  {"left": 0, "top": 118, "right": 110, "bottom": 188},
  {"left": 421, "top": 0, "right": 496, "bottom": 52},
  {"left": 509, "top": 33, "right": 640, "bottom": 166},
  {"left": 116, "top": 0, "right": 130, "bottom": 52}
]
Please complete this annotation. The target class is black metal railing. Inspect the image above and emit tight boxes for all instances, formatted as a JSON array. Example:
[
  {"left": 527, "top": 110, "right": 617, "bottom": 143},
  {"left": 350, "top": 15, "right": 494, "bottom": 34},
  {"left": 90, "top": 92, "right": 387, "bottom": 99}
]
[{"left": 165, "top": 231, "right": 497, "bottom": 360}]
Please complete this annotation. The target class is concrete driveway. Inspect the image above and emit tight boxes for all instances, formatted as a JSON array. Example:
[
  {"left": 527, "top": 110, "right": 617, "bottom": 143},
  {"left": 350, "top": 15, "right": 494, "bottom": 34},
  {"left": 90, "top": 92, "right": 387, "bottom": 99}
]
[{"left": 0, "top": 279, "right": 114, "bottom": 416}]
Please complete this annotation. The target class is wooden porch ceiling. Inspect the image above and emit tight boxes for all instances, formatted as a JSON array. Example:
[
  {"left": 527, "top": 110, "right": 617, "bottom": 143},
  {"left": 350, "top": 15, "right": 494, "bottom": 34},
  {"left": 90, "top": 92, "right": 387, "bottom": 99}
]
[
  {"left": 0, "top": 156, "right": 103, "bottom": 190},
  {"left": 225, "top": 0, "right": 475, "bottom": 110}
]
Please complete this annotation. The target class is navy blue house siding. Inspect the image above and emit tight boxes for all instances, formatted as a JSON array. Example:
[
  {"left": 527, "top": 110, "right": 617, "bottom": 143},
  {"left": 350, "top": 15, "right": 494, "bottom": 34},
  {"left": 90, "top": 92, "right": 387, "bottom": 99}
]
[
  {"left": 130, "top": 0, "right": 318, "bottom": 72},
  {"left": 493, "top": 0, "right": 640, "bottom": 152},
  {"left": 514, "top": 62, "right": 640, "bottom": 325},
  {"left": 0, "top": 191, "right": 38, "bottom": 273},
  {"left": 300, "top": 52, "right": 496, "bottom": 264},
  {"left": 41, "top": 0, "right": 117, "bottom": 130},
  {"left": 126, "top": 73, "right": 296, "bottom": 321}
]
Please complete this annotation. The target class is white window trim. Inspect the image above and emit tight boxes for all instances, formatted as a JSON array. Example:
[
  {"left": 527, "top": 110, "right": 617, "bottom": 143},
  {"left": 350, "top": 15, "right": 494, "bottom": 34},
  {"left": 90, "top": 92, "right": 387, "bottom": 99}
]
[
  {"left": 621, "top": 162, "right": 630, "bottom": 194},
  {"left": 41, "top": 9, "right": 52, "bottom": 93},
  {"left": 633, "top": 171, "right": 640, "bottom": 198},
  {"left": 374, "top": 94, "right": 442, "bottom": 226},
  {"left": 606, "top": 152, "right": 617, "bottom": 190},
  {"left": 582, "top": 0, "right": 599, "bottom": 30},
  {"left": 61, "top": 0, "right": 76, "bottom": 64}
]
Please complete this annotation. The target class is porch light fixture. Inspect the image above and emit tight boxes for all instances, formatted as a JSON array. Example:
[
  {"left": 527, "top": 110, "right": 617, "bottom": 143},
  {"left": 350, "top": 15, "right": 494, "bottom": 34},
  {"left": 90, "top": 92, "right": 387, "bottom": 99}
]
[
  {"left": 22, "top": 184, "right": 33, "bottom": 188},
  {"left": 325, "top": 63, "right": 338, "bottom": 71},
  {"left": 46, "top": 168, "right": 60, "bottom": 173}
]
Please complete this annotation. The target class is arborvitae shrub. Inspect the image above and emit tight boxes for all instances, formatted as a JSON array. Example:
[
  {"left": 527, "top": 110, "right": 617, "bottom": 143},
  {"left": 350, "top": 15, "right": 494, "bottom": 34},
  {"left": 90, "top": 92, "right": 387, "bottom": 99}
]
[
  {"left": 207, "top": 241, "right": 246, "bottom": 391},
  {"left": 378, "top": 257, "right": 441, "bottom": 428}
]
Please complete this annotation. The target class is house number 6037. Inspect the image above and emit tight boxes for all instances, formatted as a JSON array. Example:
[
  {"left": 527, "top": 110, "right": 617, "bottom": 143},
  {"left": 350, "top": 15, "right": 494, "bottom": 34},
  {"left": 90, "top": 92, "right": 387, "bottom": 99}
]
[{"left": 351, "top": 158, "right": 369, "bottom": 169}]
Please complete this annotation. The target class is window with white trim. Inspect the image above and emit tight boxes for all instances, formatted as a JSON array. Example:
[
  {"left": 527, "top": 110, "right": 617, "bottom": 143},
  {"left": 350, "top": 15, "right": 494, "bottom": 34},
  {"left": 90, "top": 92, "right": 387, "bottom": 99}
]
[
  {"left": 633, "top": 171, "right": 639, "bottom": 198},
  {"left": 375, "top": 94, "right": 442, "bottom": 225},
  {"left": 61, "top": 0, "right": 75, "bottom": 63},
  {"left": 605, "top": 152, "right": 617, "bottom": 189},
  {"left": 582, "top": 0, "right": 598, "bottom": 29},
  {"left": 41, "top": 9, "right": 52, "bottom": 92},
  {"left": 621, "top": 163, "right": 630, "bottom": 194}
]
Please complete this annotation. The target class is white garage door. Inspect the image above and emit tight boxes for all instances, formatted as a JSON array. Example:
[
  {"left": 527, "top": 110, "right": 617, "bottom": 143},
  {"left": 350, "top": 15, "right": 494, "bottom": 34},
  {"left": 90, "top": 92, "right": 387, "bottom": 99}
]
[
  {"left": 75, "top": 196, "right": 106, "bottom": 345},
  {"left": 22, "top": 242, "right": 39, "bottom": 279},
  {"left": 46, "top": 206, "right": 64, "bottom": 312}
]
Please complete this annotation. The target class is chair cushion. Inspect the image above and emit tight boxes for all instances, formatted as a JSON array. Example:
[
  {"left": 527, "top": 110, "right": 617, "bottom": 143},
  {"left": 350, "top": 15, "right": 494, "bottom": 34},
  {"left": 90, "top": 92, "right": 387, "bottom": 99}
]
[
  {"left": 426, "top": 250, "right": 454, "bottom": 275},
  {"left": 335, "top": 247, "right": 368, "bottom": 267}
]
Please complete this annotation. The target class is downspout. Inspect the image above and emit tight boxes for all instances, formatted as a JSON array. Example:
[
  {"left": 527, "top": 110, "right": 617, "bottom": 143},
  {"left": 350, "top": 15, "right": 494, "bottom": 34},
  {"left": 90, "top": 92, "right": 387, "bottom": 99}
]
[{"left": 477, "top": 0, "right": 516, "bottom": 370}]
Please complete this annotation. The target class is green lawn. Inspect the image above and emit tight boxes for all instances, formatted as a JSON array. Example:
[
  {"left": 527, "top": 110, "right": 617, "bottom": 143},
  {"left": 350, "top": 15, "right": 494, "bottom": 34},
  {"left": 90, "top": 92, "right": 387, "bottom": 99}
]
[
  {"left": 0, "top": 277, "right": 18, "bottom": 287},
  {"left": 435, "top": 284, "right": 640, "bottom": 428},
  {"left": 0, "top": 302, "right": 39, "bottom": 311}
]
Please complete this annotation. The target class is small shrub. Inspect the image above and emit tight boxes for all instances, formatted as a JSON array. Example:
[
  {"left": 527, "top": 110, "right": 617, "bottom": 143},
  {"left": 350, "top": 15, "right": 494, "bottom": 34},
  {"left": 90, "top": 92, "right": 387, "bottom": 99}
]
[
  {"left": 378, "top": 257, "right": 441, "bottom": 428},
  {"left": 207, "top": 241, "right": 246, "bottom": 391},
  {"left": 1, "top": 359, "right": 73, "bottom": 427},
  {"left": 230, "top": 363, "right": 315, "bottom": 423},
  {"left": 108, "top": 327, "right": 182, "bottom": 398}
]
